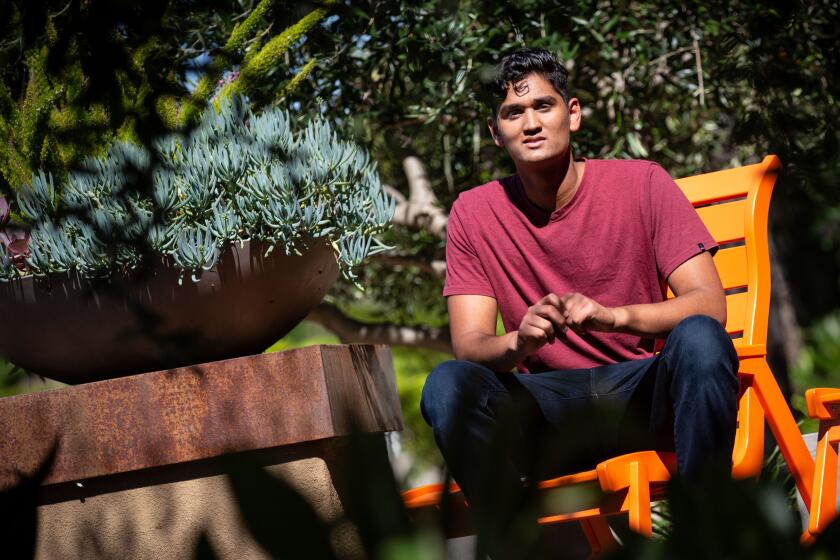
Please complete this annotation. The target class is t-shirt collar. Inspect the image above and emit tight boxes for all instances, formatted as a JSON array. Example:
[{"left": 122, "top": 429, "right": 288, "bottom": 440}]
[{"left": 510, "top": 158, "right": 591, "bottom": 224}]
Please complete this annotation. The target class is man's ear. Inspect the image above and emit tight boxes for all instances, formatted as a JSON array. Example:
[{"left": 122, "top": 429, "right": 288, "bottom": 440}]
[
  {"left": 487, "top": 116, "right": 504, "bottom": 147},
  {"left": 567, "top": 98, "right": 582, "bottom": 133}
]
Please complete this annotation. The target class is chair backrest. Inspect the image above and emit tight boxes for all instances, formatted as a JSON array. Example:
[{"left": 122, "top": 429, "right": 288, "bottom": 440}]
[{"left": 670, "top": 155, "right": 781, "bottom": 347}]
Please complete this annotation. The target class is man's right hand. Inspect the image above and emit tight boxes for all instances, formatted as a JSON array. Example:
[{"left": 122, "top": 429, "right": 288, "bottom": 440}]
[
  {"left": 447, "top": 293, "right": 566, "bottom": 373},
  {"left": 516, "top": 293, "right": 567, "bottom": 356}
]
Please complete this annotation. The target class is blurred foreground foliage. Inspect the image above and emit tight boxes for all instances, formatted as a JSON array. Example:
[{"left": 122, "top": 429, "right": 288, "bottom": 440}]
[{"left": 3, "top": 424, "right": 840, "bottom": 559}]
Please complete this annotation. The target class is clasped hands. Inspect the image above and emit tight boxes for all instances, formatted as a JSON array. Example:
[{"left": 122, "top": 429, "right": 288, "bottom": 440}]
[{"left": 516, "top": 292, "right": 618, "bottom": 355}]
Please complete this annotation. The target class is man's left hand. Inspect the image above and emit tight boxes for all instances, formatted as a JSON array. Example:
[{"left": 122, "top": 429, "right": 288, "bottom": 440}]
[{"left": 559, "top": 292, "right": 617, "bottom": 334}]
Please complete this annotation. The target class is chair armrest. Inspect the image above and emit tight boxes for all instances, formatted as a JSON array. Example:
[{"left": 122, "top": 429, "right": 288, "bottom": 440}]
[
  {"left": 596, "top": 451, "right": 676, "bottom": 493},
  {"left": 595, "top": 451, "right": 676, "bottom": 537},
  {"left": 734, "top": 344, "right": 767, "bottom": 359},
  {"left": 806, "top": 388, "right": 840, "bottom": 421}
]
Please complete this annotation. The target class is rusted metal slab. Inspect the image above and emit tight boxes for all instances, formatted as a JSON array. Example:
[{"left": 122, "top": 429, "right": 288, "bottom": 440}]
[{"left": 0, "top": 344, "right": 402, "bottom": 489}]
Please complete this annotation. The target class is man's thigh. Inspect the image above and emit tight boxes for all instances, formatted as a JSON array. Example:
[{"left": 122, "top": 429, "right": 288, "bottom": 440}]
[{"left": 510, "top": 357, "right": 660, "bottom": 477}]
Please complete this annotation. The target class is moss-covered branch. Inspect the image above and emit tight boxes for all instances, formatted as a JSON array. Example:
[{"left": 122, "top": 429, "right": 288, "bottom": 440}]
[
  {"left": 216, "top": 1, "right": 336, "bottom": 102},
  {"left": 275, "top": 58, "right": 318, "bottom": 102},
  {"left": 180, "top": 0, "right": 275, "bottom": 124}
]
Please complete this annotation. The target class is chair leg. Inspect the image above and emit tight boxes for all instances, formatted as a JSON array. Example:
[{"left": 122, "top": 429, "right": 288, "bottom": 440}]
[
  {"left": 808, "top": 425, "right": 840, "bottom": 536},
  {"left": 731, "top": 383, "right": 765, "bottom": 478},
  {"left": 746, "top": 357, "right": 815, "bottom": 507},
  {"left": 626, "top": 462, "right": 652, "bottom": 537},
  {"left": 580, "top": 518, "right": 618, "bottom": 559}
]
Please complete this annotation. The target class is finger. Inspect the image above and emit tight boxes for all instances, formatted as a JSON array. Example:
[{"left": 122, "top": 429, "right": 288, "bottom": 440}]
[
  {"left": 542, "top": 292, "right": 563, "bottom": 309},
  {"left": 566, "top": 320, "right": 586, "bottom": 335},
  {"left": 534, "top": 304, "right": 567, "bottom": 331},
  {"left": 569, "top": 306, "right": 596, "bottom": 333},
  {"left": 536, "top": 316, "right": 558, "bottom": 341},
  {"left": 521, "top": 324, "right": 551, "bottom": 346},
  {"left": 560, "top": 294, "right": 581, "bottom": 320},
  {"left": 539, "top": 309, "right": 567, "bottom": 341},
  {"left": 560, "top": 292, "right": 579, "bottom": 306},
  {"left": 526, "top": 315, "right": 556, "bottom": 343}
]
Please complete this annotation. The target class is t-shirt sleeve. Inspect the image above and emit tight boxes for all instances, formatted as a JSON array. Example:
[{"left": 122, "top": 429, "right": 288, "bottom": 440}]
[
  {"left": 442, "top": 199, "right": 495, "bottom": 298},
  {"left": 645, "top": 163, "right": 718, "bottom": 280}
]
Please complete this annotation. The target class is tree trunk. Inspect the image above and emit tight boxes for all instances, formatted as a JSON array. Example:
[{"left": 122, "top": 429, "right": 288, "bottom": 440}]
[{"left": 767, "top": 234, "right": 804, "bottom": 401}]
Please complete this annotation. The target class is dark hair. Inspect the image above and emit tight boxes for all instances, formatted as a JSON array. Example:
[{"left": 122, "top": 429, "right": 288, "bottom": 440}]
[{"left": 482, "top": 48, "right": 570, "bottom": 114}]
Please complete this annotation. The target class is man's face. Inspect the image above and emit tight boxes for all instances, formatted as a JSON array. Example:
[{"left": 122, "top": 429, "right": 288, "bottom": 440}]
[{"left": 487, "top": 73, "right": 581, "bottom": 167}]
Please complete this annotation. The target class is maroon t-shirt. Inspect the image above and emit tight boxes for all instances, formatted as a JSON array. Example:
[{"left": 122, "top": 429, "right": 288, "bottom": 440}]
[{"left": 443, "top": 158, "right": 717, "bottom": 373}]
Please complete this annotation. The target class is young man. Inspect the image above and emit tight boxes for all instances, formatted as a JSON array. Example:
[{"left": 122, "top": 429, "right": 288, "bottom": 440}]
[{"left": 420, "top": 48, "right": 739, "bottom": 551}]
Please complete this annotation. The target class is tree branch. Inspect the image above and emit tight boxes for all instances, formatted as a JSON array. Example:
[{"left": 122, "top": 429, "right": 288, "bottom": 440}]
[
  {"left": 388, "top": 156, "right": 449, "bottom": 240},
  {"left": 181, "top": 0, "right": 275, "bottom": 123},
  {"left": 691, "top": 29, "right": 705, "bottom": 107},
  {"left": 314, "top": 156, "right": 451, "bottom": 349},
  {"left": 306, "top": 303, "right": 452, "bottom": 354},
  {"left": 768, "top": 234, "right": 803, "bottom": 381}
]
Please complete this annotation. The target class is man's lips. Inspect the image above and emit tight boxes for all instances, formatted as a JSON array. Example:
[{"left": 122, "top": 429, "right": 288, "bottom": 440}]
[{"left": 523, "top": 137, "right": 546, "bottom": 147}]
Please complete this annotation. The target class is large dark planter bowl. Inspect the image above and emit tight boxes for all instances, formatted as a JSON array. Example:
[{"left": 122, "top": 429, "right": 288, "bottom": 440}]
[{"left": 0, "top": 238, "right": 339, "bottom": 384}]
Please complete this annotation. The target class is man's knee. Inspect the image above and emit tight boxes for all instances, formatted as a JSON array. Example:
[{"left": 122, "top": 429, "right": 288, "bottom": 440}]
[
  {"left": 665, "top": 315, "right": 738, "bottom": 387},
  {"left": 420, "top": 360, "right": 496, "bottom": 427},
  {"left": 669, "top": 315, "right": 735, "bottom": 361}
]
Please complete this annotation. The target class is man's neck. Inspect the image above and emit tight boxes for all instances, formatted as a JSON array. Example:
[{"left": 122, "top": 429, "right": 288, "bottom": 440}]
[{"left": 516, "top": 151, "right": 584, "bottom": 213}]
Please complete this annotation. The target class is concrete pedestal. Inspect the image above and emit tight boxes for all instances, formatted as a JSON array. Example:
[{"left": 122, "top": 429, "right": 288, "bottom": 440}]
[{"left": 0, "top": 345, "right": 402, "bottom": 559}]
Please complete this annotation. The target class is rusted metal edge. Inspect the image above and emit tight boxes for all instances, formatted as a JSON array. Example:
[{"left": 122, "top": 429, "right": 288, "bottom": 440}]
[{"left": 0, "top": 344, "right": 402, "bottom": 490}]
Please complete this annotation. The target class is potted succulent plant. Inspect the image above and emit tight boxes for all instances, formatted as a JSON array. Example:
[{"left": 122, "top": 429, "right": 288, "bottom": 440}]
[{"left": 0, "top": 97, "right": 394, "bottom": 384}]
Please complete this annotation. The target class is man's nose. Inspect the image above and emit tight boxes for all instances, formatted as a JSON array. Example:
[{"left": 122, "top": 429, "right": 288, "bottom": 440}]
[{"left": 523, "top": 109, "right": 541, "bottom": 133}]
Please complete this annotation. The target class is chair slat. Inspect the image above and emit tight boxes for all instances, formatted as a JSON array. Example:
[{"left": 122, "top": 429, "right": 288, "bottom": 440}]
[
  {"left": 665, "top": 245, "right": 748, "bottom": 298},
  {"left": 725, "top": 290, "right": 748, "bottom": 335},
  {"left": 715, "top": 245, "right": 748, "bottom": 290},
  {"left": 696, "top": 199, "right": 747, "bottom": 244},
  {"left": 676, "top": 164, "right": 765, "bottom": 205}
]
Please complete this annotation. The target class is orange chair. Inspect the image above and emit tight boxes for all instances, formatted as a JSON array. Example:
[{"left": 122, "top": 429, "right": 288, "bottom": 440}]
[{"left": 403, "top": 156, "right": 838, "bottom": 553}]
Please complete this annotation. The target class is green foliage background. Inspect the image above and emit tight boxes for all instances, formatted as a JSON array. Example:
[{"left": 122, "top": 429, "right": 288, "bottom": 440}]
[{"left": 286, "top": 0, "right": 840, "bottom": 327}]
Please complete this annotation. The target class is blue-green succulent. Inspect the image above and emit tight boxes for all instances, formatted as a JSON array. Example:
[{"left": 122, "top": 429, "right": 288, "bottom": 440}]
[{"left": 1, "top": 97, "right": 394, "bottom": 282}]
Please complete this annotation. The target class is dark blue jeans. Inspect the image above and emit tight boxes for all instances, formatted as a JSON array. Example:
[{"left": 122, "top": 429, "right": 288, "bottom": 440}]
[{"left": 421, "top": 315, "right": 739, "bottom": 530}]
